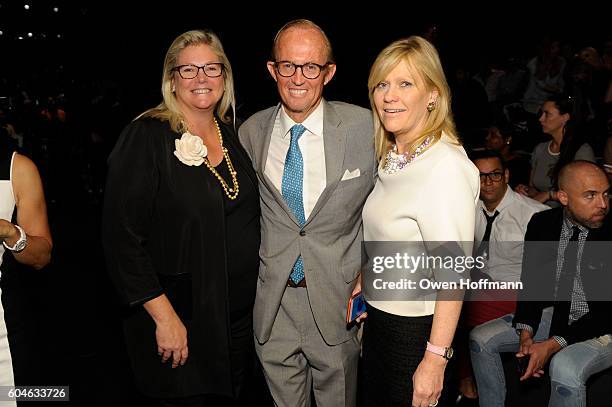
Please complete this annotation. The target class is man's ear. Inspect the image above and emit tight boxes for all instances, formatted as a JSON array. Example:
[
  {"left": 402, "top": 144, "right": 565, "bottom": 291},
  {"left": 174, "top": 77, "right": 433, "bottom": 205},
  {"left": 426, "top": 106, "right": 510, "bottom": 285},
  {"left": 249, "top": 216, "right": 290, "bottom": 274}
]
[
  {"left": 323, "top": 64, "right": 337, "bottom": 85},
  {"left": 267, "top": 62, "right": 278, "bottom": 82},
  {"left": 557, "top": 190, "right": 569, "bottom": 206}
]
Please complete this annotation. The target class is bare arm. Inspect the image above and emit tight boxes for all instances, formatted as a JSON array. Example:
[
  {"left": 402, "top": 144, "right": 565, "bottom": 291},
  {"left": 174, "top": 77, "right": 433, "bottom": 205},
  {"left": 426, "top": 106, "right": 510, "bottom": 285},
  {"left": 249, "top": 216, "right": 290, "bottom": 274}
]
[
  {"left": 515, "top": 168, "right": 550, "bottom": 203},
  {"left": 0, "top": 154, "right": 52, "bottom": 269},
  {"left": 412, "top": 300, "right": 462, "bottom": 407}
]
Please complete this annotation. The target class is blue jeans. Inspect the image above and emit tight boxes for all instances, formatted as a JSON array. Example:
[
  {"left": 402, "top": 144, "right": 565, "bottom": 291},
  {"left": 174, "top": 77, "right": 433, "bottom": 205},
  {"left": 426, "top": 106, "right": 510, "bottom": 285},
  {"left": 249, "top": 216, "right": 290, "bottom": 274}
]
[{"left": 469, "top": 307, "right": 612, "bottom": 407}]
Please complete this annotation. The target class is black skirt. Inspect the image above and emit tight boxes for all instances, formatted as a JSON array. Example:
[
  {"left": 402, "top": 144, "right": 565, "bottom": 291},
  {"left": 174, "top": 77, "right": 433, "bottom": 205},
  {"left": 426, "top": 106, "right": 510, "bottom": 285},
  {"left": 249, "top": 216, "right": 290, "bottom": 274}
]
[{"left": 361, "top": 303, "right": 455, "bottom": 407}]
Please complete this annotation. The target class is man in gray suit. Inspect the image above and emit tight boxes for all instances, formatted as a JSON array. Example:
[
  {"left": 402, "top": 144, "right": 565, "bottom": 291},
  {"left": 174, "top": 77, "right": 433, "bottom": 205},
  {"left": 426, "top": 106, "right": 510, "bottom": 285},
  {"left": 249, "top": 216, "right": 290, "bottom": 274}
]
[{"left": 239, "top": 19, "right": 376, "bottom": 407}]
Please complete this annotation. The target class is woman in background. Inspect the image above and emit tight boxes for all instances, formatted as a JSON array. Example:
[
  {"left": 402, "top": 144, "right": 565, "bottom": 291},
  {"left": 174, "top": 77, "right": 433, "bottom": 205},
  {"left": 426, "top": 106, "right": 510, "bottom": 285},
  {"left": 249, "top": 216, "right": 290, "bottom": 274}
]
[{"left": 515, "top": 94, "right": 595, "bottom": 206}]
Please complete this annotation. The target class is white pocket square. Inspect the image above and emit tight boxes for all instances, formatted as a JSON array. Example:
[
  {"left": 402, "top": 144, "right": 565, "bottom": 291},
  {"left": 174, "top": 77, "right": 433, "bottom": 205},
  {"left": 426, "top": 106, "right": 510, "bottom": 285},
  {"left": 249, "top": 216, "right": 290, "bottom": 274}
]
[{"left": 341, "top": 168, "right": 361, "bottom": 181}]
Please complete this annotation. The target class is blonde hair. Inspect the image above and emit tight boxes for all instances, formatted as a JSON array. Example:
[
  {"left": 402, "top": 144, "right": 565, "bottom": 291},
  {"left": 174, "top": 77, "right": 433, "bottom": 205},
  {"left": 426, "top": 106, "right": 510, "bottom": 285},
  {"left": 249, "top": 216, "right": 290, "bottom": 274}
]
[
  {"left": 367, "top": 36, "right": 459, "bottom": 161},
  {"left": 138, "top": 29, "right": 236, "bottom": 132}
]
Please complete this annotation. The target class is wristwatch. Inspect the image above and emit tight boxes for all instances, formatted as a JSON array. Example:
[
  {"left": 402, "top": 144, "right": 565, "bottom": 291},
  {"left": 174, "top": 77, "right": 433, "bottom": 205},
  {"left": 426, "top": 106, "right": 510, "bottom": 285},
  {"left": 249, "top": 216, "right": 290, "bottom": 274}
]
[
  {"left": 3, "top": 224, "right": 27, "bottom": 252},
  {"left": 426, "top": 341, "right": 454, "bottom": 360}
]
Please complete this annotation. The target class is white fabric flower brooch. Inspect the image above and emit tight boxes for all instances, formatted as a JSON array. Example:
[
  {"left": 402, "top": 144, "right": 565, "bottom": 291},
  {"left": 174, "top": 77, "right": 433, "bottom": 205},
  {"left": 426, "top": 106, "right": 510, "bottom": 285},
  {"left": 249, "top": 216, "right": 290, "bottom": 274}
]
[{"left": 174, "top": 131, "right": 207, "bottom": 166}]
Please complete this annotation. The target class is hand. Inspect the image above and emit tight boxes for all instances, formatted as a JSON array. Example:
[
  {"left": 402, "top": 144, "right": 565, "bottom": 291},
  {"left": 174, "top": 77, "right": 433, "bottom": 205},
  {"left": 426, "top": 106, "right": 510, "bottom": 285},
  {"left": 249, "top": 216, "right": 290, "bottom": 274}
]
[
  {"left": 519, "top": 339, "right": 560, "bottom": 381},
  {"left": 412, "top": 352, "right": 447, "bottom": 407},
  {"left": 352, "top": 273, "right": 367, "bottom": 323},
  {"left": 155, "top": 314, "right": 189, "bottom": 368},
  {"left": 516, "top": 330, "right": 534, "bottom": 357},
  {"left": 0, "top": 220, "right": 19, "bottom": 242},
  {"left": 514, "top": 184, "right": 530, "bottom": 196}
]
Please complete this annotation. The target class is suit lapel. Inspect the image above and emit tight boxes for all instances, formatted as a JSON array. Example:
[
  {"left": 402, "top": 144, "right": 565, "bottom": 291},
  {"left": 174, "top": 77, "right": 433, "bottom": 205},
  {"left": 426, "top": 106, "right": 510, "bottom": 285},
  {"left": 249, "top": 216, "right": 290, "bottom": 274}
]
[
  {"left": 255, "top": 106, "right": 277, "bottom": 177},
  {"left": 256, "top": 104, "right": 302, "bottom": 226},
  {"left": 305, "top": 101, "right": 346, "bottom": 226}
]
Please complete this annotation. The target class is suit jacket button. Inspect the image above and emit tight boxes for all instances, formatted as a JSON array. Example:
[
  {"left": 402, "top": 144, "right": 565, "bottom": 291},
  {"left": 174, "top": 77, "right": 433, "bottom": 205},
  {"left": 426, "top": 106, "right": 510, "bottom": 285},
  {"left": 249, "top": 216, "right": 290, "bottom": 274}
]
[{"left": 299, "top": 230, "right": 306, "bottom": 236}]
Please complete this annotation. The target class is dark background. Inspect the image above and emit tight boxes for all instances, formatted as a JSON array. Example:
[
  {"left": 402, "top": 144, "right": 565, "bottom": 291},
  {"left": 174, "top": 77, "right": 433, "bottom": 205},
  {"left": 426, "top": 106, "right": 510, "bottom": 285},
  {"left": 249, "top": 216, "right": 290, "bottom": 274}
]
[
  {"left": 0, "top": 2, "right": 611, "bottom": 406},
  {"left": 2, "top": 2, "right": 610, "bottom": 117}
]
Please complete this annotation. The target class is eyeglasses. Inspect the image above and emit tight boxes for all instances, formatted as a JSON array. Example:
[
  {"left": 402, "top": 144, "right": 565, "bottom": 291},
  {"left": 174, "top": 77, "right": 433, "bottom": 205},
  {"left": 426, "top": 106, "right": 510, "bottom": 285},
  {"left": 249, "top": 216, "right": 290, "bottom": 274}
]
[
  {"left": 479, "top": 171, "right": 504, "bottom": 182},
  {"left": 273, "top": 61, "right": 330, "bottom": 79},
  {"left": 173, "top": 63, "right": 224, "bottom": 79}
]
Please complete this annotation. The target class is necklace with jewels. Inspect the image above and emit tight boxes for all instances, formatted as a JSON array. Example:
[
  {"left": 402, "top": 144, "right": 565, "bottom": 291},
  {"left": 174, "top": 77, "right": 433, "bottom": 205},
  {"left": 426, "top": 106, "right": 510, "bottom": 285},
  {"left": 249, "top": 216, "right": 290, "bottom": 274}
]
[
  {"left": 196, "top": 119, "right": 240, "bottom": 200},
  {"left": 382, "top": 135, "right": 435, "bottom": 174}
]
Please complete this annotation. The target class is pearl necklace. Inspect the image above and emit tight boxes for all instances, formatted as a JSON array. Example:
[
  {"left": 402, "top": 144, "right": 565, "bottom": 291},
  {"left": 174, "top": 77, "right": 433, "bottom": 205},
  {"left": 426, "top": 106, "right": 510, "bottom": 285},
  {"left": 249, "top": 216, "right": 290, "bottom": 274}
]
[
  {"left": 382, "top": 135, "right": 434, "bottom": 174},
  {"left": 202, "top": 119, "right": 240, "bottom": 200}
]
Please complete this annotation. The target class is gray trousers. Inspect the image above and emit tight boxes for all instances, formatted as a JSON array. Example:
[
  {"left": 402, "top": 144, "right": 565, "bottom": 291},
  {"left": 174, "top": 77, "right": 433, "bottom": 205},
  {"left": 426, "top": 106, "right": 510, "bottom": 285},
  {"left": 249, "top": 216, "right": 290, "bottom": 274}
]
[{"left": 255, "top": 286, "right": 360, "bottom": 407}]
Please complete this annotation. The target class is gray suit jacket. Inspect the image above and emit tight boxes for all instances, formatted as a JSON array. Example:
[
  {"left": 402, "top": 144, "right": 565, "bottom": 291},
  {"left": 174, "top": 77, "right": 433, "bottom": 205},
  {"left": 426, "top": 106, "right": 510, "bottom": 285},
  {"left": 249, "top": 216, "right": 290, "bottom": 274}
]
[{"left": 239, "top": 100, "right": 376, "bottom": 345}]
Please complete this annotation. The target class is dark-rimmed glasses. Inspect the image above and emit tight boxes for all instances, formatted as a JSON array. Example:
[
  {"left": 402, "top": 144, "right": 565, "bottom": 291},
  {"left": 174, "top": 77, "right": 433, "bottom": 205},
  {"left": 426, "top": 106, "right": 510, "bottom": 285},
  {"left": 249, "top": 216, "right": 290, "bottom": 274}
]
[
  {"left": 173, "top": 63, "right": 224, "bottom": 79},
  {"left": 273, "top": 61, "right": 330, "bottom": 79},
  {"left": 479, "top": 171, "right": 504, "bottom": 182}
]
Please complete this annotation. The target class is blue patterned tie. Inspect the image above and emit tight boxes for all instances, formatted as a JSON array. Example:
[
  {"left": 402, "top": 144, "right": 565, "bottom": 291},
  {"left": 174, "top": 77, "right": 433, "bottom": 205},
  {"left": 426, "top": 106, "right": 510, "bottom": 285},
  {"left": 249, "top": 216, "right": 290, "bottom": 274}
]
[{"left": 282, "top": 124, "right": 306, "bottom": 284}]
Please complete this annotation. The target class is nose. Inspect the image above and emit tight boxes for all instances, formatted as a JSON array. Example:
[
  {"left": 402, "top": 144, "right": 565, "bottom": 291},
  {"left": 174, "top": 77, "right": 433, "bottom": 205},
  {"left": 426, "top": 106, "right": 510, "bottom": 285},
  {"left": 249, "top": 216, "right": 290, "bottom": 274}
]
[
  {"left": 597, "top": 193, "right": 609, "bottom": 209},
  {"left": 196, "top": 67, "right": 208, "bottom": 81},
  {"left": 383, "top": 86, "right": 398, "bottom": 103},
  {"left": 483, "top": 176, "right": 493, "bottom": 186},
  {"left": 291, "top": 67, "right": 306, "bottom": 85}
]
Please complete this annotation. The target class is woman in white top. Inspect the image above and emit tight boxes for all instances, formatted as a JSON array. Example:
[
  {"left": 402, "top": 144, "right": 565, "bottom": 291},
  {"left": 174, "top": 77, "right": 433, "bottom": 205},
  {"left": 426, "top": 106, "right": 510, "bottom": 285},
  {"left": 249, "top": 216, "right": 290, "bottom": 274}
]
[
  {"left": 359, "top": 36, "right": 479, "bottom": 407},
  {"left": 0, "top": 141, "right": 52, "bottom": 406}
]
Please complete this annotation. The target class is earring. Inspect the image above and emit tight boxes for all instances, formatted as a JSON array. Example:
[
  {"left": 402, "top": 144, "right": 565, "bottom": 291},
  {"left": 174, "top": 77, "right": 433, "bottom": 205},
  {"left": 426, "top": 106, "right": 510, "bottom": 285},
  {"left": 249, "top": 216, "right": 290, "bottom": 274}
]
[
  {"left": 172, "top": 85, "right": 176, "bottom": 92},
  {"left": 427, "top": 101, "right": 436, "bottom": 112}
]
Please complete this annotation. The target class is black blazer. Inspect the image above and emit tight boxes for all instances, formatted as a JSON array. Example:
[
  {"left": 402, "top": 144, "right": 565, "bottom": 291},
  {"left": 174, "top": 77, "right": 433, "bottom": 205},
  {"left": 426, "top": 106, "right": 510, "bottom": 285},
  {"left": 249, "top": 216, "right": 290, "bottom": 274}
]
[
  {"left": 513, "top": 207, "right": 612, "bottom": 345},
  {"left": 102, "top": 117, "right": 259, "bottom": 398}
]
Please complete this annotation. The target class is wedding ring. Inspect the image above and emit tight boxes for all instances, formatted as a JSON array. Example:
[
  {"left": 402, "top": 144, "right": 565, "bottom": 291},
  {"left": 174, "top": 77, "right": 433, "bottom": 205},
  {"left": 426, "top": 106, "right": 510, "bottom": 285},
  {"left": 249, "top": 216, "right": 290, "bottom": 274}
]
[{"left": 428, "top": 400, "right": 438, "bottom": 407}]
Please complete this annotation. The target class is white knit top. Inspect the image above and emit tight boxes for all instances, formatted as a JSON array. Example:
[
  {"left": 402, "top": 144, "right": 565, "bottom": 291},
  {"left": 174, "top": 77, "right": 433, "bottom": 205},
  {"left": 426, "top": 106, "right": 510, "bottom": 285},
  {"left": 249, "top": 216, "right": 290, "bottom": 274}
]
[{"left": 362, "top": 134, "right": 480, "bottom": 316}]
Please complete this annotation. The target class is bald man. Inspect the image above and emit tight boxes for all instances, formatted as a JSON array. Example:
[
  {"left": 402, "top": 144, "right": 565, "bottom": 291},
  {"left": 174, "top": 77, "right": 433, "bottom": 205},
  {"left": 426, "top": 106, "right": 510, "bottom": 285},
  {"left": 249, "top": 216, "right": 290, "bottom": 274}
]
[
  {"left": 239, "top": 19, "right": 375, "bottom": 406},
  {"left": 470, "top": 161, "right": 612, "bottom": 407}
]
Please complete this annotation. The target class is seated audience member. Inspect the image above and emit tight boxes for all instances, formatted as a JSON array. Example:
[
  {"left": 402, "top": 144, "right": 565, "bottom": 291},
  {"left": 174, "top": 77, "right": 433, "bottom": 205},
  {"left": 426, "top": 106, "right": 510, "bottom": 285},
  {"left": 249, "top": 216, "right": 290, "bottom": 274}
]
[
  {"left": 470, "top": 161, "right": 612, "bottom": 407},
  {"left": 515, "top": 94, "right": 595, "bottom": 207},
  {"left": 456, "top": 150, "right": 548, "bottom": 402},
  {"left": 484, "top": 123, "right": 530, "bottom": 188}
]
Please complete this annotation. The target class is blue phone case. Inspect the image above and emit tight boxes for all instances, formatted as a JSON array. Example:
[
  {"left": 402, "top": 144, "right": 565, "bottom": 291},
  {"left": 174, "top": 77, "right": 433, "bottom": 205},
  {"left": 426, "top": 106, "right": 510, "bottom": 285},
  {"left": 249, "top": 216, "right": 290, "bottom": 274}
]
[{"left": 347, "top": 292, "right": 367, "bottom": 323}]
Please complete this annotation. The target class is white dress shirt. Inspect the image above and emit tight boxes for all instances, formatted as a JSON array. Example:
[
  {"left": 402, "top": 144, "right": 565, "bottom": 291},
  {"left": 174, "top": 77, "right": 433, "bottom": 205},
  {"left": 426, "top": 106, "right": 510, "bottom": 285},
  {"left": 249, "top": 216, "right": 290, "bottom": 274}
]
[
  {"left": 362, "top": 134, "right": 480, "bottom": 317},
  {"left": 265, "top": 101, "right": 326, "bottom": 220},
  {"left": 475, "top": 187, "right": 549, "bottom": 282}
]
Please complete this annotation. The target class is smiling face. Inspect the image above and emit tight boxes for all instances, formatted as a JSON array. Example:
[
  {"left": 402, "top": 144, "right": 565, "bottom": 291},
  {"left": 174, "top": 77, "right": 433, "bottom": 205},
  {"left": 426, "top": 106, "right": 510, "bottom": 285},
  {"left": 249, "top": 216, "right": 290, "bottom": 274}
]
[
  {"left": 172, "top": 43, "right": 224, "bottom": 115},
  {"left": 372, "top": 61, "right": 437, "bottom": 145},
  {"left": 267, "top": 26, "right": 336, "bottom": 123}
]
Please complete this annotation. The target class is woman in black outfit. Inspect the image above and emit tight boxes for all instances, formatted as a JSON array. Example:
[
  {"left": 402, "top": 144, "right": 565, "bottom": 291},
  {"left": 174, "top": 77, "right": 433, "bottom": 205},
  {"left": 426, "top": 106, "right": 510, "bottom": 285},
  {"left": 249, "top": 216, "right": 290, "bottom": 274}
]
[{"left": 102, "top": 30, "right": 260, "bottom": 406}]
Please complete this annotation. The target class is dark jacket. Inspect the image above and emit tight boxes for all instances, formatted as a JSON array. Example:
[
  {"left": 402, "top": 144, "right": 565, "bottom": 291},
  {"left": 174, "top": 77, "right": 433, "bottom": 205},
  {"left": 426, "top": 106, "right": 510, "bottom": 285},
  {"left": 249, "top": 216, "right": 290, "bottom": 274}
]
[
  {"left": 102, "top": 117, "right": 259, "bottom": 398},
  {"left": 513, "top": 207, "right": 612, "bottom": 345}
]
